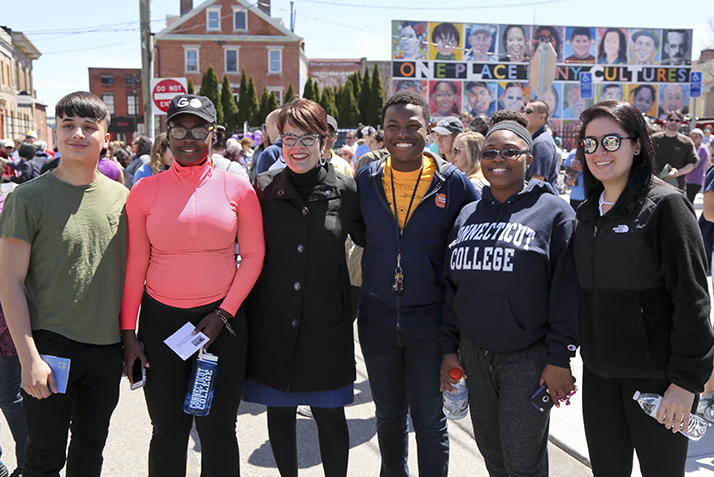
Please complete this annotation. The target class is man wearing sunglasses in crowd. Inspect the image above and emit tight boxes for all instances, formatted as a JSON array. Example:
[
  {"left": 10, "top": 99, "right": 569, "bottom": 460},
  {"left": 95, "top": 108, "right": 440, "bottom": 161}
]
[
  {"left": 524, "top": 100, "right": 559, "bottom": 190},
  {"left": 651, "top": 110, "right": 699, "bottom": 191}
]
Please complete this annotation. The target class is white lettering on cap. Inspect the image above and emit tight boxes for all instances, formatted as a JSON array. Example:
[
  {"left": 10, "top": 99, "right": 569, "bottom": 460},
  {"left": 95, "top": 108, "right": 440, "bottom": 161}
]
[
  {"left": 189, "top": 98, "right": 203, "bottom": 108},
  {"left": 177, "top": 98, "right": 190, "bottom": 107}
]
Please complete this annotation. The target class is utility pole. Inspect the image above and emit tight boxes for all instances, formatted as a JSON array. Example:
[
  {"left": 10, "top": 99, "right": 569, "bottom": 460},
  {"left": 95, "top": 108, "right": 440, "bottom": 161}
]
[{"left": 140, "top": 0, "right": 153, "bottom": 137}]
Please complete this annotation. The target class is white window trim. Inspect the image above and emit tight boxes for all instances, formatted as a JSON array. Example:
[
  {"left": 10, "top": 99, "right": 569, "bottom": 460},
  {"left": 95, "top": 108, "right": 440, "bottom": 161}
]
[
  {"left": 232, "top": 7, "right": 248, "bottom": 32},
  {"left": 224, "top": 46, "right": 240, "bottom": 74},
  {"left": 206, "top": 7, "right": 222, "bottom": 32},
  {"left": 266, "top": 87, "right": 284, "bottom": 105},
  {"left": 127, "top": 94, "right": 139, "bottom": 116},
  {"left": 184, "top": 46, "right": 200, "bottom": 73},
  {"left": 101, "top": 94, "right": 115, "bottom": 114},
  {"left": 266, "top": 46, "right": 284, "bottom": 75}
]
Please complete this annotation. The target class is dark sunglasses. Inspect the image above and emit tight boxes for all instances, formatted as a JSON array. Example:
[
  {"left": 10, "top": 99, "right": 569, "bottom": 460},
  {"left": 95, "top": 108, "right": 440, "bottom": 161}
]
[
  {"left": 168, "top": 125, "right": 214, "bottom": 140},
  {"left": 481, "top": 148, "right": 530, "bottom": 160},
  {"left": 524, "top": 108, "right": 534, "bottom": 114},
  {"left": 667, "top": 117, "right": 682, "bottom": 123},
  {"left": 451, "top": 147, "right": 463, "bottom": 156},
  {"left": 580, "top": 135, "right": 636, "bottom": 155}
]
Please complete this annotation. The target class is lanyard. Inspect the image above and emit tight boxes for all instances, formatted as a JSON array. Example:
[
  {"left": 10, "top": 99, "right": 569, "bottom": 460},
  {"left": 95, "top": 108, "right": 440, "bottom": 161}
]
[{"left": 389, "top": 159, "right": 423, "bottom": 295}]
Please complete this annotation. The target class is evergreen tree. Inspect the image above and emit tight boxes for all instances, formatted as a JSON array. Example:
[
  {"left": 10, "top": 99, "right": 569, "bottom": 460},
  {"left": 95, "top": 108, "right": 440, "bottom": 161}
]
[
  {"left": 284, "top": 83, "right": 296, "bottom": 104},
  {"left": 367, "top": 65, "right": 386, "bottom": 127},
  {"left": 221, "top": 74, "right": 238, "bottom": 133},
  {"left": 246, "top": 77, "right": 260, "bottom": 126},
  {"left": 267, "top": 92, "right": 279, "bottom": 113},
  {"left": 312, "top": 79, "right": 320, "bottom": 104},
  {"left": 187, "top": 79, "right": 195, "bottom": 94},
  {"left": 236, "top": 70, "right": 250, "bottom": 126},
  {"left": 256, "top": 88, "right": 274, "bottom": 126},
  {"left": 303, "top": 77, "right": 315, "bottom": 101},
  {"left": 359, "top": 68, "right": 371, "bottom": 125},
  {"left": 198, "top": 65, "right": 223, "bottom": 124},
  {"left": 351, "top": 71, "right": 362, "bottom": 99},
  {"left": 320, "top": 88, "right": 338, "bottom": 118},
  {"left": 337, "top": 81, "right": 360, "bottom": 128}
]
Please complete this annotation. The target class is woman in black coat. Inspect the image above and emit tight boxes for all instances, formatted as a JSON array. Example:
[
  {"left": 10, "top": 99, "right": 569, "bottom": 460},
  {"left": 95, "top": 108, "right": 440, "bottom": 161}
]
[{"left": 245, "top": 98, "right": 364, "bottom": 477}]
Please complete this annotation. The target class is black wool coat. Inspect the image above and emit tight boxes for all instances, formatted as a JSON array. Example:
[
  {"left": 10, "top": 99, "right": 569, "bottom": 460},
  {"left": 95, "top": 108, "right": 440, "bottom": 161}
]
[{"left": 246, "top": 163, "right": 365, "bottom": 393}]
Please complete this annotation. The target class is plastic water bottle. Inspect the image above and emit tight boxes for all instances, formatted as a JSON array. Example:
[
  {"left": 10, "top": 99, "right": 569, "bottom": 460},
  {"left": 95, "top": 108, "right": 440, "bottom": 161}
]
[
  {"left": 443, "top": 368, "right": 469, "bottom": 420},
  {"left": 183, "top": 349, "right": 219, "bottom": 417},
  {"left": 632, "top": 391, "right": 709, "bottom": 441}
]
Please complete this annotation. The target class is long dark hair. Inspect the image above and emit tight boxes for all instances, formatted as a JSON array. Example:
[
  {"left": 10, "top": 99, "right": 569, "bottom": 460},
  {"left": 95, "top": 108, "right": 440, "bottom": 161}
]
[
  {"left": 578, "top": 101, "right": 657, "bottom": 211},
  {"left": 597, "top": 28, "right": 627, "bottom": 63}
]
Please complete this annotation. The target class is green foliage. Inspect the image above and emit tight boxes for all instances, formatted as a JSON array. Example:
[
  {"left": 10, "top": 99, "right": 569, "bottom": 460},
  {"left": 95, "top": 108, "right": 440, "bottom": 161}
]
[
  {"left": 303, "top": 77, "right": 315, "bottom": 101},
  {"left": 351, "top": 71, "right": 361, "bottom": 99},
  {"left": 312, "top": 79, "right": 320, "bottom": 103},
  {"left": 198, "top": 65, "right": 223, "bottom": 124},
  {"left": 367, "top": 65, "right": 386, "bottom": 127},
  {"left": 267, "top": 91, "right": 279, "bottom": 113},
  {"left": 320, "top": 88, "right": 338, "bottom": 119},
  {"left": 359, "top": 68, "right": 371, "bottom": 125},
  {"left": 236, "top": 70, "right": 250, "bottom": 126},
  {"left": 221, "top": 74, "right": 238, "bottom": 133},
  {"left": 284, "top": 83, "right": 296, "bottom": 104},
  {"left": 246, "top": 77, "right": 260, "bottom": 126},
  {"left": 256, "top": 88, "right": 271, "bottom": 126},
  {"left": 187, "top": 79, "right": 195, "bottom": 94},
  {"left": 337, "top": 80, "right": 360, "bottom": 128}
]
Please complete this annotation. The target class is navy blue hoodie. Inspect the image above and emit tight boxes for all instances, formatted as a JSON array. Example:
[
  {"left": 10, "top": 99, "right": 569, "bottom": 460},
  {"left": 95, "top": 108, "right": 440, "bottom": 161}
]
[{"left": 441, "top": 180, "right": 579, "bottom": 367}]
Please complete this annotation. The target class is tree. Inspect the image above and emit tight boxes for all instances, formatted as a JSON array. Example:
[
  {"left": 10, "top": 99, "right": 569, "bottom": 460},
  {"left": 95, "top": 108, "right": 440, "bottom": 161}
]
[
  {"left": 187, "top": 79, "right": 195, "bottom": 94},
  {"left": 236, "top": 69, "right": 250, "bottom": 126},
  {"left": 359, "top": 68, "right": 372, "bottom": 125},
  {"left": 284, "top": 83, "right": 296, "bottom": 104},
  {"left": 337, "top": 80, "right": 360, "bottom": 128},
  {"left": 221, "top": 74, "right": 238, "bottom": 133},
  {"left": 320, "top": 88, "right": 338, "bottom": 118},
  {"left": 198, "top": 65, "right": 223, "bottom": 124},
  {"left": 256, "top": 88, "right": 279, "bottom": 126},
  {"left": 351, "top": 71, "right": 361, "bottom": 99},
  {"left": 266, "top": 91, "right": 279, "bottom": 113},
  {"left": 303, "top": 77, "right": 315, "bottom": 101},
  {"left": 367, "top": 65, "right": 386, "bottom": 127},
  {"left": 246, "top": 77, "right": 260, "bottom": 126},
  {"left": 312, "top": 79, "right": 320, "bottom": 104}
]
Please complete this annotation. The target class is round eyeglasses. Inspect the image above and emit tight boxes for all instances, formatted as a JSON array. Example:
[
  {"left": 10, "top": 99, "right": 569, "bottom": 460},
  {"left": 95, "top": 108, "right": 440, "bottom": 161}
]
[
  {"left": 481, "top": 148, "right": 530, "bottom": 160},
  {"left": 580, "top": 135, "right": 636, "bottom": 155},
  {"left": 168, "top": 125, "right": 214, "bottom": 140},
  {"left": 281, "top": 133, "right": 320, "bottom": 147}
]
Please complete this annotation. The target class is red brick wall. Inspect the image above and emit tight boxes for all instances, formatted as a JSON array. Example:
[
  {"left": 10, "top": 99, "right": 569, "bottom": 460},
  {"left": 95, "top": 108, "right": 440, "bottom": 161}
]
[{"left": 88, "top": 67, "right": 143, "bottom": 117}]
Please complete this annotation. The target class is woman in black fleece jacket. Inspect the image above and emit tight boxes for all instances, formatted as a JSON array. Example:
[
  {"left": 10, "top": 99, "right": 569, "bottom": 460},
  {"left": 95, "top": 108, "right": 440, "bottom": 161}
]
[
  {"left": 441, "top": 120, "right": 579, "bottom": 477},
  {"left": 573, "top": 101, "right": 714, "bottom": 477}
]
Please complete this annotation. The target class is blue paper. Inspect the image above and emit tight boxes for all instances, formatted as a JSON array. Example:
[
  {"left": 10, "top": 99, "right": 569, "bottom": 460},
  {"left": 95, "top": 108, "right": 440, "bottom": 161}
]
[{"left": 40, "top": 355, "right": 71, "bottom": 394}]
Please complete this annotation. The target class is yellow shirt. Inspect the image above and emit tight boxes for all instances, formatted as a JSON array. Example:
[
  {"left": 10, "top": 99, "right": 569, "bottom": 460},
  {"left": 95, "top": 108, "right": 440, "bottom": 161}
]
[{"left": 382, "top": 154, "right": 436, "bottom": 229}]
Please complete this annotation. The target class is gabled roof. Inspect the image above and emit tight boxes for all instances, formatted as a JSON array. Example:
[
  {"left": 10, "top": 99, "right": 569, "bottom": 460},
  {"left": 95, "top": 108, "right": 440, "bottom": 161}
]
[{"left": 155, "top": 0, "right": 301, "bottom": 43}]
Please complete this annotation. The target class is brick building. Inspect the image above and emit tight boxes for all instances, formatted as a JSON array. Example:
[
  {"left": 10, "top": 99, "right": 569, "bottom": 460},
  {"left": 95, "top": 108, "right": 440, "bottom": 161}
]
[
  {"left": 154, "top": 0, "right": 307, "bottom": 128},
  {"left": 308, "top": 58, "right": 392, "bottom": 99},
  {"left": 88, "top": 67, "right": 143, "bottom": 142}
]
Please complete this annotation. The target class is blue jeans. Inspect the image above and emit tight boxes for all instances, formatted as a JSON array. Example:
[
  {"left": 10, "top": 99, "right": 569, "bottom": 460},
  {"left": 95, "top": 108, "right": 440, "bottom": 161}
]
[
  {"left": 358, "top": 317, "right": 448, "bottom": 477},
  {"left": 22, "top": 330, "right": 122, "bottom": 477},
  {"left": 0, "top": 354, "right": 28, "bottom": 467}
]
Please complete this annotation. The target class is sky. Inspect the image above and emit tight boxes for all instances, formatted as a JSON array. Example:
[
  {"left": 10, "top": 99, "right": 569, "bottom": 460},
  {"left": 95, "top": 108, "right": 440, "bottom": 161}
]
[{"left": 3, "top": 0, "right": 714, "bottom": 115}]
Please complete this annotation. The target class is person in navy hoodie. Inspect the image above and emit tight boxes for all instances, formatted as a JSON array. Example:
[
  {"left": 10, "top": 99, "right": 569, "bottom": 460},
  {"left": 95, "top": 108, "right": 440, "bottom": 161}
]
[
  {"left": 355, "top": 90, "right": 478, "bottom": 476},
  {"left": 441, "top": 120, "right": 579, "bottom": 477}
]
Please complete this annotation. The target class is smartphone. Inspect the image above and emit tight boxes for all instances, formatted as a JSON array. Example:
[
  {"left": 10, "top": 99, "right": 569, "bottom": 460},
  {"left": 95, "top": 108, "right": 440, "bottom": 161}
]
[
  {"left": 530, "top": 384, "right": 554, "bottom": 414},
  {"left": 130, "top": 359, "right": 146, "bottom": 390}
]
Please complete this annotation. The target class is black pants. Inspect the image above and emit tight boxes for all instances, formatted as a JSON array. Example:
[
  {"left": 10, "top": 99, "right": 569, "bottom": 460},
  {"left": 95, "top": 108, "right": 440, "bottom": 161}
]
[
  {"left": 22, "top": 331, "right": 122, "bottom": 477},
  {"left": 582, "top": 366, "right": 691, "bottom": 477},
  {"left": 138, "top": 294, "right": 247, "bottom": 477},
  {"left": 686, "top": 183, "right": 701, "bottom": 204}
]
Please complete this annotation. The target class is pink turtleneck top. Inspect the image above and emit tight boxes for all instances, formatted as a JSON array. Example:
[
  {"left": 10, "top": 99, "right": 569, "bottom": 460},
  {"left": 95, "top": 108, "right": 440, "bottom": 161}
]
[{"left": 120, "top": 158, "right": 265, "bottom": 331}]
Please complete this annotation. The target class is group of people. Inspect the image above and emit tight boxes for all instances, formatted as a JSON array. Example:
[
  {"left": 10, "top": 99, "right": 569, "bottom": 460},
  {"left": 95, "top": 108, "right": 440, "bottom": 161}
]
[{"left": 0, "top": 87, "right": 711, "bottom": 477}]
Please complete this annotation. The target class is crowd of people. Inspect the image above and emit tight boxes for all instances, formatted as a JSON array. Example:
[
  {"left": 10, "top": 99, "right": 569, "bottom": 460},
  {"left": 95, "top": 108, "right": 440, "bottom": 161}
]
[{"left": 0, "top": 88, "right": 711, "bottom": 477}]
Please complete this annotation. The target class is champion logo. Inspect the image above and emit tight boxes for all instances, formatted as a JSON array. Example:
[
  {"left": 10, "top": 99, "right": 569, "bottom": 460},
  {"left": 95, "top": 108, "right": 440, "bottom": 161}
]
[
  {"left": 567, "top": 344, "right": 577, "bottom": 352},
  {"left": 435, "top": 193, "right": 447, "bottom": 208},
  {"left": 613, "top": 224, "right": 629, "bottom": 233}
]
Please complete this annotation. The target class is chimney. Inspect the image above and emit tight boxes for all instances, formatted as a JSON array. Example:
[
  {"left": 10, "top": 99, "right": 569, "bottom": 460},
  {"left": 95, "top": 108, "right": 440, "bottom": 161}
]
[
  {"left": 180, "top": 0, "right": 193, "bottom": 16},
  {"left": 258, "top": 0, "right": 270, "bottom": 15}
]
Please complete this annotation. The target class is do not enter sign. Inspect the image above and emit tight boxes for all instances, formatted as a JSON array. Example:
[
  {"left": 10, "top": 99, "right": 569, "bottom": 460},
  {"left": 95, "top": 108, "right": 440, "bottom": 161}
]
[{"left": 150, "top": 78, "right": 188, "bottom": 115}]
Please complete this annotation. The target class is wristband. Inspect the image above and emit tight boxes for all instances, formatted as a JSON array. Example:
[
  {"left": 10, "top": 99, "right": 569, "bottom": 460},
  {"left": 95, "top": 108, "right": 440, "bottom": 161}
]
[{"left": 214, "top": 309, "right": 236, "bottom": 337}]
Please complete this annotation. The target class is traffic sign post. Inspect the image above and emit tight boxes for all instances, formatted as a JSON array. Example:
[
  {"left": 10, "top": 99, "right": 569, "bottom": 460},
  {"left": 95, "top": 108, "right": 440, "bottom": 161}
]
[
  {"left": 579, "top": 72, "right": 593, "bottom": 100},
  {"left": 691, "top": 71, "right": 702, "bottom": 99},
  {"left": 150, "top": 78, "right": 188, "bottom": 115}
]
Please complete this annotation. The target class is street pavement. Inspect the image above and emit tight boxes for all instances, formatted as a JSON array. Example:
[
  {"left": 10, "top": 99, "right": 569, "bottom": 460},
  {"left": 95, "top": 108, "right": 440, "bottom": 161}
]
[{"left": 0, "top": 193, "right": 712, "bottom": 476}]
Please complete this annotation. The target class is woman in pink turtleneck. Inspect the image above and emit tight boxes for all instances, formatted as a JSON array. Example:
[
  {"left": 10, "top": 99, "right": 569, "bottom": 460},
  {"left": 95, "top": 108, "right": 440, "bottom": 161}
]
[{"left": 120, "top": 95, "right": 265, "bottom": 477}]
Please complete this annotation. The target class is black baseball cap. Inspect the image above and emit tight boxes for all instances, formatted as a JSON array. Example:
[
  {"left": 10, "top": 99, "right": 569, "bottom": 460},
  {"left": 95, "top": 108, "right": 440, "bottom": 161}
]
[
  {"left": 166, "top": 94, "right": 217, "bottom": 124},
  {"left": 432, "top": 117, "right": 464, "bottom": 135}
]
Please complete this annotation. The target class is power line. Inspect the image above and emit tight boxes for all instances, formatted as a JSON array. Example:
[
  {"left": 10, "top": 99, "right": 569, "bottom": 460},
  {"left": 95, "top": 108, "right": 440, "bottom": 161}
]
[
  {"left": 296, "top": 0, "right": 573, "bottom": 9},
  {"left": 41, "top": 39, "right": 136, "bottom": 55}
]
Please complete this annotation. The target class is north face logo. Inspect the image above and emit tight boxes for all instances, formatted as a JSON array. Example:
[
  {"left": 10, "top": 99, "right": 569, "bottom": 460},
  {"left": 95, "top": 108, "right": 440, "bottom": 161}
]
[{"left": 613, "top": 225, "right": 629, "bottom": 233}]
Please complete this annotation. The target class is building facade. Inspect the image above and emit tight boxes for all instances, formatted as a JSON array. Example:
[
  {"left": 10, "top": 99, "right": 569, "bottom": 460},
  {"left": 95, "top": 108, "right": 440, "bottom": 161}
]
[
  {"left": 0, "top": 27, "right": 47, "bottom": 143},
  {"left": 88, "top": 67, "right": 144, "bottom": 143}
]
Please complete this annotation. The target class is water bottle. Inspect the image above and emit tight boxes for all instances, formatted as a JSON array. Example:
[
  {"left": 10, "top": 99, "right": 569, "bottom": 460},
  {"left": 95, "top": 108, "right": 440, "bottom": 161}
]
[
  {"left": 632, "top": 391, "right": 709, "bottom": 441},
  {"left": 443, "top": 367, "right": 469, "bottom": 420},
  {"left": 183, "top": 349, "right": 219, "bottom": 417}
]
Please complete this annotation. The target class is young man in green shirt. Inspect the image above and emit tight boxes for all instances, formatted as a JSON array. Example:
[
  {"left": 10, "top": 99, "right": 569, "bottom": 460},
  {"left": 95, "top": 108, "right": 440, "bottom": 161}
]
[{"left": 0, "top": 91, "right": 128, "bottom": 477}]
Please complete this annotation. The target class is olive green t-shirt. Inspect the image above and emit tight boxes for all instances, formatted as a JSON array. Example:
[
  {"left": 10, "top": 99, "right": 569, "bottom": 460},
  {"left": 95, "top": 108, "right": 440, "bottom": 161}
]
[{"left": 0, "top": 172, "right": 129, "bottom": 345}]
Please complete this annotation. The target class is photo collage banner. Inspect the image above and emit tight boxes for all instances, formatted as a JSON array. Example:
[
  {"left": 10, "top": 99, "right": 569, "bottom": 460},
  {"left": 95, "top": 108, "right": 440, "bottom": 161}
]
[{"left": 391, "top": 21, "right": 693, "bottom": 136}]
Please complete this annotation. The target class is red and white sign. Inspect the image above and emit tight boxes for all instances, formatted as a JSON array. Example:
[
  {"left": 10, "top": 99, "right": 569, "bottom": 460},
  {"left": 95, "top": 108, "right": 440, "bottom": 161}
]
[{"left": 150, "top": 78, "right": 188, "bottom": 115}]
